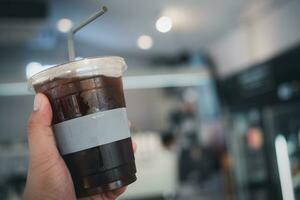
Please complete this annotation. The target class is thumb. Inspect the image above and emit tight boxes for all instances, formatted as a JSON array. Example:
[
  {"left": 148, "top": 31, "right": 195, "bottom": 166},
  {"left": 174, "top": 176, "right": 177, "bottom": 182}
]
[{"left": 27, "top": 93, "right": 60, "bottom": 168}]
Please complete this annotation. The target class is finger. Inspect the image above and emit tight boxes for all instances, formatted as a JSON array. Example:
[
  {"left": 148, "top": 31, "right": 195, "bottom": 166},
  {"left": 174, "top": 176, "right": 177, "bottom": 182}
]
[
  {"left": 78, "top": 187, "right": 126, "bottom": 200},
  {"left": 27, "top": 93, "right": 59, "bottom": 168},
  {"left": 132, "top": 141, "right": 137, "bottom": 153}
]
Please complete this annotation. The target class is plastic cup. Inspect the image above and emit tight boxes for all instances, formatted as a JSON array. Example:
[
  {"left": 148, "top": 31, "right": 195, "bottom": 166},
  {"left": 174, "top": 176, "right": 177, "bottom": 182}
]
[{"left": 28, "top": 56, "right": 136, "bottom": 198}]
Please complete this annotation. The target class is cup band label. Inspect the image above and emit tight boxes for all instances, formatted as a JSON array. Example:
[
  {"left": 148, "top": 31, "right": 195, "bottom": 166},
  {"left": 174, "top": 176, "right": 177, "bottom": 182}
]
[{"left": 53, "top": 108, "right": 130, "bottom": 155}]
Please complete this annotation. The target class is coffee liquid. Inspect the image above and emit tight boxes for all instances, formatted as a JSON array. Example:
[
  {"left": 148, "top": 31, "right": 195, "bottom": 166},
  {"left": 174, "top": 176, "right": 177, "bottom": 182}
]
[{"left": 34, "top": 75, "right": 136, "bottom": 197}]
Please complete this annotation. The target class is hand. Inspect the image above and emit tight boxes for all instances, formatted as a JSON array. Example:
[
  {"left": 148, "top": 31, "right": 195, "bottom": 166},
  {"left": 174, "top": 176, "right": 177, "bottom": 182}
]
[{"left": 23, "top": 93, "right": 136, "bottom": 200}]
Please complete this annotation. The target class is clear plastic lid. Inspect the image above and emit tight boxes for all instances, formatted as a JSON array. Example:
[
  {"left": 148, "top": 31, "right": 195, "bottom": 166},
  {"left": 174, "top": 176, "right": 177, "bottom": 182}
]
[{"left": 28, "top": 56, "right": 127, "bottom": 86}]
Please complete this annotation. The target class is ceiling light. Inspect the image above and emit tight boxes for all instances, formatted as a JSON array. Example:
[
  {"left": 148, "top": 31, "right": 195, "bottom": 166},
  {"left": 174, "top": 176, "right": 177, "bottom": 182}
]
[
  {"left": 57, "top": 18, "right": 73, "bottom": 33},
  {"left": 75, "top": 57, "right": 83, "bottom": 60},
  {"left": 137, "top": 35, "right": 153, "bottom": 50},
  {"left": 26, "top": 62, "right": 55, "bottom": 79},
  {"left": 26, "top": 62, "right": 43, "bottom": 79},
  {"left": 156, "top": 16, "right": 172, "bottom": 33}
]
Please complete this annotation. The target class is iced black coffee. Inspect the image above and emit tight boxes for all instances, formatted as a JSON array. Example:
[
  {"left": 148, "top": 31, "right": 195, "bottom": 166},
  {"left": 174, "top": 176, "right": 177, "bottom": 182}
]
[{"left": 28, "top": 57, "right": 136, "bottom": 198}]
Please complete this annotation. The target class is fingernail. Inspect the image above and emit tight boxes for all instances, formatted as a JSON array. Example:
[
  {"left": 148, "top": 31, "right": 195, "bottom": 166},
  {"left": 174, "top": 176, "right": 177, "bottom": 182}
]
[{"left": 33, "top": 94, "right": 41, "bottom": 111}]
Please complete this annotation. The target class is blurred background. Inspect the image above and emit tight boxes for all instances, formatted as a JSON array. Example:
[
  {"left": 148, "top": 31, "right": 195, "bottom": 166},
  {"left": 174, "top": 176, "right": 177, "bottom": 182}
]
[{"left": 1, "top": 0, "right": 300, "bottom": 199}]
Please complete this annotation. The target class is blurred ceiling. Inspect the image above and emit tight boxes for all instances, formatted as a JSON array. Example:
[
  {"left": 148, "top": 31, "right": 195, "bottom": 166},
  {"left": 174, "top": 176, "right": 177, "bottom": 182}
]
[{"left": 0, "top": 0, "right": 281, "bottom": 55}]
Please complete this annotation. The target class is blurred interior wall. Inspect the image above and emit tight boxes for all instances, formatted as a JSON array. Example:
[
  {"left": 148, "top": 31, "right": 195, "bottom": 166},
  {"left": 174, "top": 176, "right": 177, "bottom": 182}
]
[
  {"left": 210, "top": 0, "right": 300, "bottom": 77},
  {"left": 125, "top": 88, "right": 180, "bottom": 132},
  {"left": 0, "top": 96, "right": 33, "bottom": 142}
]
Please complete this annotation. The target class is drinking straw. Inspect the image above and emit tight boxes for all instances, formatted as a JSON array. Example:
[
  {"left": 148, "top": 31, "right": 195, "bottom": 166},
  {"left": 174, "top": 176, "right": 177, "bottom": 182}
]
[{"left": 68, "top": 6, "right": 108, "bottom": 61}]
